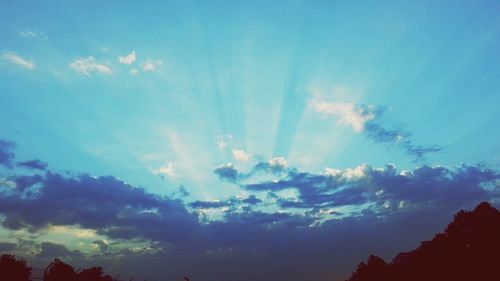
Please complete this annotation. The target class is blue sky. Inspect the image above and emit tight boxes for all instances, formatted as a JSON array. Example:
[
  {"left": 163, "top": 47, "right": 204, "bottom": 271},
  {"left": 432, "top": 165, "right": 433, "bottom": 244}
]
[{"left": 1, "top": 1, "right": 499, "bottom": 280}]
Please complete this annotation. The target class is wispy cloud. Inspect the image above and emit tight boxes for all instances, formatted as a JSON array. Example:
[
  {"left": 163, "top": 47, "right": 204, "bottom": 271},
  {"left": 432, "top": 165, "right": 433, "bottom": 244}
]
[
  {"left": 0, "top": 140, "right": 46, "bottom": 170},
  {"left": 118, "top": 50, "right": 136, "bottom": 64},
  {"left": 69, "top": 56, "right": 112, "bottom": 76},
  {"left": 141, "top": 59, "right": 162, "bottom": 72},
  {"left": 364, "top": 123, "right": 442, "bottom": 159},
  {"left": 129, "top": 68, "right": 138, "bottom": 75},
  {"left": 16, "top": 159, "right": 48, "bottom": 170},
  {"left": 309, "top": 99, "right": 375, "bottom": 132},
  {"left": 19, "top": 29, "right": 46, "bottom": 39},
  {"left": 309, "top": 96, "right": 441, "bottom": 161},
  {"left": 1, "top": 51, "right": 35, "bottom": 69}
]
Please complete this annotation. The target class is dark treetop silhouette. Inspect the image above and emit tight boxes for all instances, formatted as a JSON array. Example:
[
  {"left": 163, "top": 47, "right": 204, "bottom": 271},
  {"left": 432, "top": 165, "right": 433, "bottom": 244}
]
[
  {"left": 346, "top": 201, "right": 500, "bottom": 281},
  {"left": 43, "top": 258, "right": 113, "bottom": 281},
  {"left": 0, "top": 256, "right": 113, "bottom": 281},
  {"left": 0, "top": 254, "right": 32, "bottom": 281}
]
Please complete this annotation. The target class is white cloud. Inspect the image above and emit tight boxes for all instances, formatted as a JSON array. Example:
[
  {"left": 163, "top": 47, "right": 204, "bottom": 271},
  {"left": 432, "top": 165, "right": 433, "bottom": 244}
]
[
  {"left": 232, "top": 149, "right": 249, "bottom": 162},
  {"left": 309, "top": 99, "right": 375, "bottom": 132},
  {"left": 141, "top": 59, "right": 162, "bottom": 72},
  {"left": 50, "top": 225, "right": 97, "bottom": 239},
  {"left": 129, "top": 68, "right": 139, "bottom": 76},
  {"left": 69, "top": 56, "right": 112, "bottom": 76},
  {"left": 1, "top": 51, "right": 35, "bottom": 69},
  {"left": 217, "top": 140, "right": 227, "bottom": 150},
  {"left": 154, "top": 163, "right": 175, "bottom": 177},
  {"left": 324, "top": 167, "right": 342, "bottom": 177},
  {"left": 268, "top": 157, "right": 288, "bottom": 169},
  {"left": 118, "top": 50, "right": 136, "bottom": 64},
  {"left": 19, "top": 29, "right": 46, "bottom": 39},
  {"left": 324, "top": 164, "right": 370, "bottom": 179}
]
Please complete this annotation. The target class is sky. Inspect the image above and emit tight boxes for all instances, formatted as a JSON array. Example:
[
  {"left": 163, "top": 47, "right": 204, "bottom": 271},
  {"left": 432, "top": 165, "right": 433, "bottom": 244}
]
[{"left": 0, "top": 0, "right": 499, "bottom": 280}]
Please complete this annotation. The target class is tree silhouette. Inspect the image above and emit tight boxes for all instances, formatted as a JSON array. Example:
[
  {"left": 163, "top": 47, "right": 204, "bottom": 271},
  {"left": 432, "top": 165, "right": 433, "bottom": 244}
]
[
  {"left": 43, "top": 258, "right": 77, "bottom": 281},
  {"left": 0, "top": 254, "right": 32, "bottom": 281},
  {"left": 346, "top": 202, "right": 500, "bottom": 281},
  {"left": 347, "top": 255, "right": 390, "bottom": 281},
  {"left": 77, "top": 266, "right": 114, "bottom": 281}
]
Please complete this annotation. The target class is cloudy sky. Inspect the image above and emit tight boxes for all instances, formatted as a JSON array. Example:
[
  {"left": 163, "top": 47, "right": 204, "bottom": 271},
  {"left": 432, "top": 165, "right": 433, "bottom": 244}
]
[{"left": 1, "top": 1, "right": 499, "bottom": 280}]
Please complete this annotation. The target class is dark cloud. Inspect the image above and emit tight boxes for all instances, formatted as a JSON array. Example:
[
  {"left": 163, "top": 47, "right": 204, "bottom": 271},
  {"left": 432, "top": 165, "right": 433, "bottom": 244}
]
[
  {"left": 364, "top": 123, "right": 442, "bottom": 161},
  {"left": 0, "top": 139, "right": 48, "bottom": 170},
  {"left": 213, "top": 159, "right": 499, "bottom": 217},
  {"left": 176, "top": 186, "right": 190, "bottom": 197},
  {"left": 0, "top": 172, "right": 200, "bottom": 243},
  {"left": 1, "top": 162, "right": 498, "bottom": 281},
  {"left": 6, "top": 174, "right": 43, "bottom": 191},
  {"left": 0, "top": 138, "right": 499, "bottom": 281},
  {"left": 0, "top": 242, "right": 17, "bottom": 252},
  {"left": 189, "top": 200, "right": 233, "bottom": 209},
  {"left": 37, "top": 242, "right": 83, "bottom": 259},
  {"left": 189, "top": 195, "right": 262, "bottom": 209},
  {"left": 213, "top": 163, "right": 239, "bottom": 183},
  {"left": 270, "top": 165, "right": 492, "bottom": 212},
  {"left": 214, "top": 160, "right": 290, "bottom": 184},
  {"left": 16, "top": 159, "right": 48, "bottom": 170},
  {"left": 242, "top": 195, "right": 262, "bottom": 205},
  {"left": 0, "top": 140, "right": 16, "bottom": 168},
  {"left": 241, "top": 164, "right": 499, "bottom": 214}
]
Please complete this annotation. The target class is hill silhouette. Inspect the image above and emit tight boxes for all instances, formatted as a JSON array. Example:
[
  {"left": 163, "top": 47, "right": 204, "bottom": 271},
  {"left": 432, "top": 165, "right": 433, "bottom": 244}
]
[{"left": 346, "top": 201, "right": 500, "bottom": 281}]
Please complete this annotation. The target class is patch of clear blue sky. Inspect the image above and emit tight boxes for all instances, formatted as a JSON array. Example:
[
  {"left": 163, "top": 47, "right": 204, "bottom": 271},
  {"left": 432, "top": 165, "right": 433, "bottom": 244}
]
[{"left": 0, "top": 0, "right": 499, "bottom": 200}]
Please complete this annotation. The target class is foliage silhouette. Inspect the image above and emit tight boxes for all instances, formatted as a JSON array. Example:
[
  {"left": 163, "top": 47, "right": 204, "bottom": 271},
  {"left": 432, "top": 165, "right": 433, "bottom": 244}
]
[
  {"left": 43, "top": 258, "right": 77, "bottom": 281},
  {"left": 0, "top": 255, "right": 119, "bottom": 281},
  {"left": 77, "top": 266, "right": 114, "bottom": 281},
  {"left": 42, "top": 259, "right": 115, "bottom": 281},
  {"left": 0, "top": 254, "right": 32, "bottom": 281},
  {"left": 346, "top": 201, "right": 500, "bottom": 281}
]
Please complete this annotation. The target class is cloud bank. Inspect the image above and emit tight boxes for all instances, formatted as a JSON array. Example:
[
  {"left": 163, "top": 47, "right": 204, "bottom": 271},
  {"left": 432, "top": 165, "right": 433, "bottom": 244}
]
[{"left": 1, "top": 139, "right": 498, "bottom": 281}]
